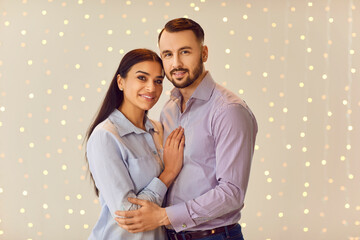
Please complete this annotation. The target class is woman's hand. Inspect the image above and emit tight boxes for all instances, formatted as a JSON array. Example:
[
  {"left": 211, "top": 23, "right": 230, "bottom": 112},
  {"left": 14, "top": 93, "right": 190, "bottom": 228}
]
[{"left": 158, "top": 127, "right": 185, "bottom": 187}]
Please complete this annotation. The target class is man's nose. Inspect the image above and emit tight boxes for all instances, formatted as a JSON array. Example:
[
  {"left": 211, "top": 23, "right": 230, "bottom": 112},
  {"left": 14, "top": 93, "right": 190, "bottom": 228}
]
[{"left": 172, "top": 54, "right": 183, "bottom": 69}]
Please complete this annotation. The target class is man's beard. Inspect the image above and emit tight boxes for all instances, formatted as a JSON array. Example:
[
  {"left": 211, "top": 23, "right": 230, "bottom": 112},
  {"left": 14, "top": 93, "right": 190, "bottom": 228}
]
[{"left": 166, "top": 56, "right": 204, "bottom": 89}]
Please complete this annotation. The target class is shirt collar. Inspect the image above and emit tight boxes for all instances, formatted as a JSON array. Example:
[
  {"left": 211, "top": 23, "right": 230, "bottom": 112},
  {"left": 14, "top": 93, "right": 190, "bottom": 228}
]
[
  {"left": 170, "top": 71, "right": 215, "bottom": 102},
  {"left": 108, "top": 109, "right": 157, "bottom": 137}
]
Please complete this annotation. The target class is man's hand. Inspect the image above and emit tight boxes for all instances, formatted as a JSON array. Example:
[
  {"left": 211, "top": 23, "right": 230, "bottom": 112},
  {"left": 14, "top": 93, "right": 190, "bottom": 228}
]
[{"left": 115, "top": 198, "right": 170, "bottom": 233}]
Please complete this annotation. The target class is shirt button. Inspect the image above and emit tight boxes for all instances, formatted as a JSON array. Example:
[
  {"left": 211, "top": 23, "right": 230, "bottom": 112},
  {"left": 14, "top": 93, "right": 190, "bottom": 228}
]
[
  {"left": 153, "top": 151, "right": 157, "bottom": 154},
  {"left": 182, "top": 224, "right": 187, "bottom": 228}
]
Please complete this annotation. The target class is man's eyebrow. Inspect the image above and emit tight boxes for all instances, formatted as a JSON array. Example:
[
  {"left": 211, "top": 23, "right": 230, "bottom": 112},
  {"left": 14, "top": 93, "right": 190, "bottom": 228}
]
[
  {"left": 179, "top": 46, "right": 192, "bottom": 51},
  {"left": 161, "top": 50, "right": 171, "bottom": 55},
  {"left": 161, "top": 46, "right": 192, "bottom": 55}
]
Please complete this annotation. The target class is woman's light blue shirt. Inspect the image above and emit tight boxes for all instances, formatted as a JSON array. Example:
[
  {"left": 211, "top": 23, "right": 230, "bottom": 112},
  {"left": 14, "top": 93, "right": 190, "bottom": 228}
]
[{"left": 87, "top": 109, "right": 168, "bottom": 240}]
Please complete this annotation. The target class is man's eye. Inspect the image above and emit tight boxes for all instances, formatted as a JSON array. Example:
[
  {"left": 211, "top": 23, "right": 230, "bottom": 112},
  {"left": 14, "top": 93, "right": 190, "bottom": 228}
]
[
  {"left": 164, "top": 53, "right": 172, "bottom": 58},
  {"left": 181, "top": 50, "right": 189, "bottom": 54}
]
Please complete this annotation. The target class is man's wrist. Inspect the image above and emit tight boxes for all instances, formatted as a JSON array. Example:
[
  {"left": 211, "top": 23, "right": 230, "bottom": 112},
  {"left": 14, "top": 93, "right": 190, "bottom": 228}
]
[{"left": 159, "top": 207, "right": 171, "bottom": 226}]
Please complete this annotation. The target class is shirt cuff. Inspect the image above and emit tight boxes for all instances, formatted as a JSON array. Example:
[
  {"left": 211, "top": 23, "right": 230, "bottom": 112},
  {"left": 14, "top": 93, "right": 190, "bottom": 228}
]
[
  {"left": 146, "top": 177, "right": 167, "bottom": 200},
  {"left": 166, "top": 202, "right": 196, "bottom": 232}
]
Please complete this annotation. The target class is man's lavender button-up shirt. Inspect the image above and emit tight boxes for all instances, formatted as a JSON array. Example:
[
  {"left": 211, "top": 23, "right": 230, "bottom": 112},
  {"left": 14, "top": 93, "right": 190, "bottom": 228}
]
[{"left": 160, "top": 72, "right": 258, "bottom": 232}]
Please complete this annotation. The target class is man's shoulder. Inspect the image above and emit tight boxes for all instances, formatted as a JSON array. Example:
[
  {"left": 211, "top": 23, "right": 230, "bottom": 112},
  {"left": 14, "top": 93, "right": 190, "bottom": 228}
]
[
  {"left": 211, "top": 83, "right": 247, "bottom": 108},
  {"left": 161, "top": 96, "right": 178, "bottom": 114}
]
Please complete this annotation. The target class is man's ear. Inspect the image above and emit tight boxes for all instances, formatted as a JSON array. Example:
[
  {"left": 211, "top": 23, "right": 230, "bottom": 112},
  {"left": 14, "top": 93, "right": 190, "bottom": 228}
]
[
  {"left": 117, "top": 74, "right": 124, "bottom": 91},
  {"left": 202, "top": 45, "right": 208, "bottom": 62}
]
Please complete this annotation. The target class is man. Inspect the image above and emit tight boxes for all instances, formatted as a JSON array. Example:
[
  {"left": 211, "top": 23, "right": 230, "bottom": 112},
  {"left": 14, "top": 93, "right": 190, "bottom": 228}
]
[{"left": 115, "top": 18, "right": 257, "bottom": 240}]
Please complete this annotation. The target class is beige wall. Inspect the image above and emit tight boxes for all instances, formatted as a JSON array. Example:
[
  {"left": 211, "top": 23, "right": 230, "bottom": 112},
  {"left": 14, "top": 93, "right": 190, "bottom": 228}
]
[{"left": 0, "top": 0, "right": 359, "bottom": 239}]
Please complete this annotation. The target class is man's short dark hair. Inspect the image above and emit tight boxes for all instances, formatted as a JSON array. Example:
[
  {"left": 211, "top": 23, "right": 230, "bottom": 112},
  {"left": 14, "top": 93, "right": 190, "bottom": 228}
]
[{"left": 158, "top": 18, "right": 205, "bottom": 44}]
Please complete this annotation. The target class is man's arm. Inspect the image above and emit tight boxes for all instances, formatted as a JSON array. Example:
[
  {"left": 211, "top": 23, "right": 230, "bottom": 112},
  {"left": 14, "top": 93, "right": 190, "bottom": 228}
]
[{"left": 116, "top": 104, "right": 257, "bottom": 232}]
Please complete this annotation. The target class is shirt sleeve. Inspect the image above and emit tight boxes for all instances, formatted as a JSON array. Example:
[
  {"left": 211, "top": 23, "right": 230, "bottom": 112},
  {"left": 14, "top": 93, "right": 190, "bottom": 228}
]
[
  {"left": 87, "top": 128, "right": 167, "bottom": 218},
  {"left": 166, "top": 103, "right": 258, "bottom": 231}
]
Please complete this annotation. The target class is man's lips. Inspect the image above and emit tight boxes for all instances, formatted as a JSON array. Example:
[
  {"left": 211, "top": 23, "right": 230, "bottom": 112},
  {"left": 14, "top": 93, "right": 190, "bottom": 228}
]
[
  {"left": 172, "top": 71, "right": 187, "bottom": 78},
  {"left": 171, "top": 69, "right": 188, "bottom": 78}
]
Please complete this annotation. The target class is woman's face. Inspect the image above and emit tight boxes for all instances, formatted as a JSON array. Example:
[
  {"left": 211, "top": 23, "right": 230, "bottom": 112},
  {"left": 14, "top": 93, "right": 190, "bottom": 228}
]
[{"left": 118, "top": 60, "right": 164, "bottom": 112}]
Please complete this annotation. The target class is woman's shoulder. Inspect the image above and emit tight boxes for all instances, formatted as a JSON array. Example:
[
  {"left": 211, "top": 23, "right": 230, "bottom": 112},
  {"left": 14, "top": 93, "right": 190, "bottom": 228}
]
[{"left": 88, "top": 118, "right": 119, "bottom": 143}]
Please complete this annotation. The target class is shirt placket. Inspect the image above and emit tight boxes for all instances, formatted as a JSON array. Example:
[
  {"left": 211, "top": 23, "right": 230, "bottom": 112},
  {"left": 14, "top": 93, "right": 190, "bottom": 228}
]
[{"left": 145, "top": 131, "right": 164, "bottom": 170}]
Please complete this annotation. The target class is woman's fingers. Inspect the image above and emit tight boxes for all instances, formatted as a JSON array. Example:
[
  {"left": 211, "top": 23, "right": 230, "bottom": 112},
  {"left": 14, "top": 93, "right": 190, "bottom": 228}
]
[
  {"left": 165, "top": 127, "right": 185, "bottom": 149},
  {"left": 165, "top": 128, "right": 176, "bottom": 147},
  {"left": 174, "top": 128, "right": 184, "bottom": 149},
  {"left": 170, "top": 127, "right": 183, "bottom": 148},
  {"left": 179, "top": 134, "right": 185, "bottom": 150}
]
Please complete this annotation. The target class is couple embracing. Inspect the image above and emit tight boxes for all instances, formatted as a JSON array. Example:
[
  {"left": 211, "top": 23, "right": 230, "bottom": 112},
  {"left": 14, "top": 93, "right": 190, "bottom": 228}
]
[{"left": 85, "top": 18, "right": 257, "bottom": 240}]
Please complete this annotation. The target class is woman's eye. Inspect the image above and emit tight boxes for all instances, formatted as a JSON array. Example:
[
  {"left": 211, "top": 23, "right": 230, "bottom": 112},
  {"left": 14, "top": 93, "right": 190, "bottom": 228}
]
[
  {"left": 137, "top": 76, "right": 146, "bottom": 81},
  {"left": 155, "top": 80, "right": 163, "bottom": 84}
]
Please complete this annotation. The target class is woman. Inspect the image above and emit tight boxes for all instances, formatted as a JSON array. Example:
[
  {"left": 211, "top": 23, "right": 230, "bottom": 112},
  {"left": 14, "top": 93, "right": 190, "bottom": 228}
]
[{"left": 85, "top": 49, "right": 184, "bottom": 239}]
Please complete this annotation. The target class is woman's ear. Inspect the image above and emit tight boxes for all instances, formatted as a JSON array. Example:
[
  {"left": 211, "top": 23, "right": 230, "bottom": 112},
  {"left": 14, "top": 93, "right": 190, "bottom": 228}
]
[{"left": 117, "top": 74, "right": 124, "bottom": 91}]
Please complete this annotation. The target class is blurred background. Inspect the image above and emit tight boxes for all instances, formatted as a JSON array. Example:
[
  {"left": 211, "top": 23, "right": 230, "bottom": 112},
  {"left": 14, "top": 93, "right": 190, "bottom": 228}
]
[{"left": 0, "top": 0, "right": 359, "bottom": 239}]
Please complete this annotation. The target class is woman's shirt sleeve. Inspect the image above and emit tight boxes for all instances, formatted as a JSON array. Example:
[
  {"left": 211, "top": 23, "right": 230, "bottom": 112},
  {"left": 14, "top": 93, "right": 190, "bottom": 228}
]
[{"left": 87, "top": 128, "right": 167, "bottom": 218}]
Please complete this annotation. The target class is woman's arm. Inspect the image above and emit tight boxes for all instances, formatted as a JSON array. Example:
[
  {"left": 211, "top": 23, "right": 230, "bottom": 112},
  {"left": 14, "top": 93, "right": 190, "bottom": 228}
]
[
  {"left": 87, "top": 127, "right": 184, "bottom": 217},
  {"left": 87, "top": 129, "right": 166, "bottom": 217}
]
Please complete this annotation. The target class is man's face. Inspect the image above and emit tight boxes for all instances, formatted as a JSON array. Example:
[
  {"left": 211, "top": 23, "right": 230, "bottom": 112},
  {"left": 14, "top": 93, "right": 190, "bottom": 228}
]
[{"left": 159, "top": 30, "right": 207, "bottom": 89}]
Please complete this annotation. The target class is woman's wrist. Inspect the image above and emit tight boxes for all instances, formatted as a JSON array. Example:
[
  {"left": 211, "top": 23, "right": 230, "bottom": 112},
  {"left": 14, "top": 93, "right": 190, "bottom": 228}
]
[{"left": 158, "top": 169, "right": 177, "bottom": 188}]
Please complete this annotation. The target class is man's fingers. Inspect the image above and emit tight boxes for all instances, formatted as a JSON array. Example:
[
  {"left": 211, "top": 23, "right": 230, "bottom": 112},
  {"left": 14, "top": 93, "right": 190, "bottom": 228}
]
[
  {"left": 116, "top": 218, "right": 144, "bottom": 233},
  {"left": 115, "top": 217, "right": 136, "bottom": 225},
  {"left": 128, "top": 197, "right": 149, "bottom": 206},
  {"left": 114, "top": 208, "right": 139, "bottom": 217}
]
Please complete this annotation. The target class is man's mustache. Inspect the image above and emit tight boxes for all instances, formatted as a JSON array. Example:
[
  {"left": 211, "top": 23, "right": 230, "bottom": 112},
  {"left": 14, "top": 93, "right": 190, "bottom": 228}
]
[{"left": 170, "top": 68, "right": 189, "bottom": 75}]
